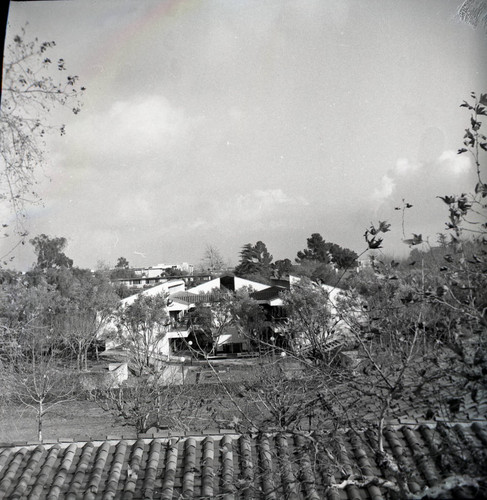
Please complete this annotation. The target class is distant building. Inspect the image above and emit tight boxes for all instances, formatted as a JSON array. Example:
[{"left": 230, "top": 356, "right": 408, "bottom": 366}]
[
  {"left": 134, "top": 262, "right": 194, "bottom": 278},
  {"left": 115, "top": 274, "right": 212, "bottom": 290}
]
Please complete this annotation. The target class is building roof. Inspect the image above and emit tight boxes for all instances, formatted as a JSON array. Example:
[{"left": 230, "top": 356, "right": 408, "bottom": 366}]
[
  {"left": 187, "top": 276, "right": 270, "bottom": 295},
  {"left": 251, "top": 286, "right": 286, "bottom": 302},
  {"left": 121, "top": 280, "right": 186, "bottom": 306},
  {"left": 1, "top": 422, "right": 485, "bottom": 499},
  {"left": 169, "top": 291, "right": 222, "bottom": 305}
]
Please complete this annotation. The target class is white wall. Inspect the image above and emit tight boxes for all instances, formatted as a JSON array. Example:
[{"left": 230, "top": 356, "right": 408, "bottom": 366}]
[{"left": 187, "top": 277, "right": 269, "bottom": 294}]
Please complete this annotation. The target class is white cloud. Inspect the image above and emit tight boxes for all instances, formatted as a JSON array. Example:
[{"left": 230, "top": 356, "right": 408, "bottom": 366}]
[
  {"left": 62, "top": 94, "right": 198, "bottom": 163},
  {"left": 371, "top": 150, "right": 473, "bottom": 208},
  {"left": 437, "top": 150, "right": 471, "bottom": 176},
  {"left": 231, "top": 189, "right": 308, "bottom": 219},
  {"left": 178, "top": 189, "right": 309, "bottom": 233},
  {"left": 395, "top": 158, "right": 420, "bottom": 176},
  {"left": 372, "top": 175, "right": 395, "bottom": 204}
]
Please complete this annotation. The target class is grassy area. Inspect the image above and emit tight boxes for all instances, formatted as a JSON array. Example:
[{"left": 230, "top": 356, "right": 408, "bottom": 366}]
[{"left": 0, "top": 399, "right": 131, "bottom": 444}]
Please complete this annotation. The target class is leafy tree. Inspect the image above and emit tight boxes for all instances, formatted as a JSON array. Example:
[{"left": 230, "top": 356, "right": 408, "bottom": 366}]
[
  {"left": 234, "top": 241, "right": 273, "bottom": 279},
  {"left": 230, "top": 287, "right": 267, "bottom": 349},
  {"left": 278, "top": 278, "right": 340, "bottom": 359},
  {"left": 114, "top": 294, "right": 170, "bottom": 376},
  {"left": 55, "top": 270, "right": 119, "bottom": 370},
  {"left": 272, "top": 258, "right": 294, "bottom": 278},
  {"left": 292, "top": 259, "right": 337, "bottom": 285},
  {"left": 1, "top": 26, "right": 84, "bottom": 250},
  {"left": 0, "top": 275, "right": 77, "bottom": 441},
  {"left": 296, "top": 233, "right": 331, "bottom": 264},
  {"left": 189, "top": 291, "right": 236, "bottom": 356},
  {"left": 296, "top": 233, "right": 358, "bottom": 269},
  {"left": 0, "top": 277, "right": 61, "bottom": 367},
  {"left": 328, "top": 244, "right": 359, "bottom": 269},
  {"left": 187, "top": 288, "right": 266, "bottom": 355},
  {"left": 115, "top": 257, "right": 130, "bottom": 269},
  {"left": 29, "top": 234, "right": 73, "bottom": 270},
  {"left": 110, "top": 256, "right": 137, "bottom": 280},
  {"left": 165, "top": 267, "right": 184, "bottom": 277},
  {"left": 112, "top": 282, "right": 135, "bottom": 299},
  {"left": 186, "top": 304, "right": 215, "bottom": 354}
]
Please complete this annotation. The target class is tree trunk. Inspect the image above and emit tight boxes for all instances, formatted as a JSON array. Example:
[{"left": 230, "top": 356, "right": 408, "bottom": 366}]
[
  {"left": 84, "top": 345, "right": 89, "bottom": 371},
  {"left": 37, "top": 403, "right": 43, "bottom": 442}
]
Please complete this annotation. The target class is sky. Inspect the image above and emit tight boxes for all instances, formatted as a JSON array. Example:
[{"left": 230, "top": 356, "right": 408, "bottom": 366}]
[{"left": 1, "top": 0, "right": 486, "bottom": 271}]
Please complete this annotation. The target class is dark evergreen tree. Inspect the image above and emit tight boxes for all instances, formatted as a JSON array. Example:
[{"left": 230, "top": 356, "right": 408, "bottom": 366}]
[
  {"left": 296, "top": 233, "right": 358, "bottom": 269},
  {"left": 234, "top": 241, "right": 273, "bottom": 279}
]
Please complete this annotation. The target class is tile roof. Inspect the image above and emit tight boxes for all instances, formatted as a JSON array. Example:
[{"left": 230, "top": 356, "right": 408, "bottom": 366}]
[
  {"left": 1, "top": 422, "right": 485, "bottom": 499},
  {"left": 169, "top": 291, "right": 222, "bottom": 305}
]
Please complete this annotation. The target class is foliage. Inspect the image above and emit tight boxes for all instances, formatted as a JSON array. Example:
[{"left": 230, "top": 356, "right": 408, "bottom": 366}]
[
  {"left": 230, "top": 287, "right": 268, "bottom": 347},
  {"left": 114, "top": 293, "right": 169, "bottom": 376},
  {"left": 443, "top": 92, "right": 487, "bottom": 239},
  {"left": 112, "top": 282, "right": 135, "bottom": 299},
  {"left": 272, "top": 258, "right": 294, "bottom": 278},
  {"left": 109, "top": 256, "right": 137, "bottom": 280},
  {"left": 186, "top": 306, "right": 214, "bottom": 354},
  {"left": 234, "top": 241, "right": 273, "bottom": 280},
  {"left": 55, "top": 270, "right": 119, "bottom": 370},
  {"left": 29, "top": 233, "right": 73, "bottom": 269},
  {"left": 296, "top": 232, "right": 358, "bottom": 269},
  {"left": 0, "top": 277, "right": 59, "bottom": 366},
  {"left": 187, "top": 291, "right": 237, "bottom": 355},
  {"left": 0, "top": 26, "right": 84, "bottom": 251},
  {"left": 201, "top": 93, "right": 487, "bottom": 498},
  {"left": 291, "top": 259, "right": 338, "bottom": 285},
  {"left": 277, "top": 278, "right": 342, "bottom": 359},
  {"left": 115, "top": 256, "right": 129, "bottom": 269},
  {"left": 363, "top": 220, "right": 391, "bottom": 249},
  {"left": 0, "top": 242, "right": 119, "bottom": 439}
]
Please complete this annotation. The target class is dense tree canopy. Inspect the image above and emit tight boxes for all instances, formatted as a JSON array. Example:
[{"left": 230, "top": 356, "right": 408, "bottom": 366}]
[
  {"left": 110, "top": 256, "right": 137, "bottom": 280},
  {"left": 115, "top": 257, "right": 129, "bottom": 269},
  {"left": 234, "top": 241, "right": 273, "bottom": 280},
  {"left": 296, "top": 233, "right": 358, "bottom": 269},
  {"left": 29, "top": 234, "right": 73, "bottom": 270}
]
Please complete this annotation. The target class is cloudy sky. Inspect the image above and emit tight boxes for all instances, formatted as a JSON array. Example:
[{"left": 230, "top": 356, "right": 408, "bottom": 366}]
[{"left": 2, "top": 0, "right": 486, "bottom": 270}]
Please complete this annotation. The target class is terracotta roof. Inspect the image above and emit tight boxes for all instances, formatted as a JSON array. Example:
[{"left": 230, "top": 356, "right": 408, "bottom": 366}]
[
  {"left": 170, "top": 291, "right": 227, "bottom": 305},
  {"left": 1, "top": 422, "right": 485, "bottom": 499}
]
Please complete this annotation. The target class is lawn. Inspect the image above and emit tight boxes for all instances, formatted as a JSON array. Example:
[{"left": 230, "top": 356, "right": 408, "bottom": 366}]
[{"left": 0, "top": 399, "right": 131, "bottom": 444}]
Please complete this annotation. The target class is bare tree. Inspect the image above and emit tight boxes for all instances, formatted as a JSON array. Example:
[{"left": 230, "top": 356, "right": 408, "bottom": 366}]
[
  {"left": 200, "top": 244, "right": 227, "bottom": 273},
  {"left": 95, "top": 374, "right": 195, "bottom": 434},
  {"left": 13, "top": 345, "right": 75, "bottom": 442}
]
